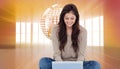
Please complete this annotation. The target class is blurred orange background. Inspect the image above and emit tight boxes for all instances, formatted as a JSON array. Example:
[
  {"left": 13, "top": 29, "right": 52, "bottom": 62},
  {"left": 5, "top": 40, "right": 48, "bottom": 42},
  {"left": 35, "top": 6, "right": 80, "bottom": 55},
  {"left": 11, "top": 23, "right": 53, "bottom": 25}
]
[{"left": 0, "top": 0, "right": 120, "bottom": 69}]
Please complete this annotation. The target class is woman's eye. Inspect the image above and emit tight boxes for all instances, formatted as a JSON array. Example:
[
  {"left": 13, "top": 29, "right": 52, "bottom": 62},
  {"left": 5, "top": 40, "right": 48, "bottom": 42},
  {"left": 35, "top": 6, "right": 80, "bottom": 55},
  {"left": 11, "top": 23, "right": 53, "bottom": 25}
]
[
  {"left": 65, "top": 18, "right": 69, "bottom": 20},
  {"left": 71, "top": 18, "right": 74, "bottom": 20}
]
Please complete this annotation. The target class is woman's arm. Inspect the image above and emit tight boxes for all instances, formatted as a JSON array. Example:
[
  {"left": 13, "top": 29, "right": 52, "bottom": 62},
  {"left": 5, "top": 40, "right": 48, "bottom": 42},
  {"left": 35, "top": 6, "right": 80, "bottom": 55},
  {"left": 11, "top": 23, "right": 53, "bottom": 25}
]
[
  {"left": 51, "top": 26, "right": 62, "bottom": 61},
  {"left": 77, "top": 26, "right": 87, "bottom": 61}
]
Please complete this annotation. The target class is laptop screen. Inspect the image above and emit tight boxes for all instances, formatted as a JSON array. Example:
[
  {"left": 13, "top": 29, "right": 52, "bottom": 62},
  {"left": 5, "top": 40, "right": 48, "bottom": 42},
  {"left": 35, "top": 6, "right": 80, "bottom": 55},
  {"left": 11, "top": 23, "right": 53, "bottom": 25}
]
[{"left": 52, "top": 61, "right": 83, "bottom": 69}]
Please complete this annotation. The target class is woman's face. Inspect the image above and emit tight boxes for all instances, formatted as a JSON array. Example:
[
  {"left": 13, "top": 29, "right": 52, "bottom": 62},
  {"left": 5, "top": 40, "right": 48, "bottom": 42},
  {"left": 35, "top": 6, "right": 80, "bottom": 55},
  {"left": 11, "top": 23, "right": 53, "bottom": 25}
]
[{"left": 64, "top": 11, "right": 76, "bottom": 28}]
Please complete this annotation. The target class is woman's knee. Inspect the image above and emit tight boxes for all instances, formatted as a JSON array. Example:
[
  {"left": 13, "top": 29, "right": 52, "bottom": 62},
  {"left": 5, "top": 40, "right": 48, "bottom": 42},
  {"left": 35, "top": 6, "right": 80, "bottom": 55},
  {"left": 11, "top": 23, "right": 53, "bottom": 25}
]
[
  {"left": 90, "top": 60, "right": 101, "bottom": 69},
  {"left": 39, "top": 57, "right": 55, "bottom": 67},
  {"left": 39, "top": 57, "right": 50, "bottom": 65}
]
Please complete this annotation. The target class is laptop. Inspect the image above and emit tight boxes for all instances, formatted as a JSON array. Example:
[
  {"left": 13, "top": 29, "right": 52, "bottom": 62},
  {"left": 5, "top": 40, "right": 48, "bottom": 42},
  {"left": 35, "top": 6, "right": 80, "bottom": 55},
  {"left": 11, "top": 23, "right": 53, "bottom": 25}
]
[{"left": 52, "top": 61, "right": 83, "bottom": 69}]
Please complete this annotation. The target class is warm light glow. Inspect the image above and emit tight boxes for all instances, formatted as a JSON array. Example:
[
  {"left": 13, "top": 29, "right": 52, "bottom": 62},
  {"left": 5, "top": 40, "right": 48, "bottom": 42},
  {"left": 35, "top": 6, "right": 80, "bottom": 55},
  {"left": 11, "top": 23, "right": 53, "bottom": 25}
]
[
  {"left": 26, "top": 22, "right": 31, "bottom": 44},
  {"left": 82, "top": 16, "right": 104, "bottom": 46},
  {"left": 16, "top": 21, "right": 51, "bottom": 46},
  {"left": 16, "top": 22, "right": 20, "bottom": 34},
  {"left": 21, "top": 22, "right": 25, "bottom": 43},
  {"left": 16, "top": 22, "right": 20, "bottom": 44},
  {"left": 93, "top": 17, "right": 100, "bottom": 46},
  {"left": 33, "top": 22, "right": 39, "bottom": 44},
  {"left": 85, "top": 18, "right": 92, "bottom": 46},
  {"left": 100, "top": 16, "right": 104, "bottom": 46},
  {"left": 15, "top": 4, "right": 104, "bottom": 47}
]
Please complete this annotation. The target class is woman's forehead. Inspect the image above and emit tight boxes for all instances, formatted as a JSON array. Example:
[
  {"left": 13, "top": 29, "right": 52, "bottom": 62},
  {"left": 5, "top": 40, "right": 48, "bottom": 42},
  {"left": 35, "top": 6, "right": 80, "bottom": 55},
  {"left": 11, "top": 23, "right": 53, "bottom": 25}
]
[{"left": 64, "top": 12, "right": 76, "bottom": 17}]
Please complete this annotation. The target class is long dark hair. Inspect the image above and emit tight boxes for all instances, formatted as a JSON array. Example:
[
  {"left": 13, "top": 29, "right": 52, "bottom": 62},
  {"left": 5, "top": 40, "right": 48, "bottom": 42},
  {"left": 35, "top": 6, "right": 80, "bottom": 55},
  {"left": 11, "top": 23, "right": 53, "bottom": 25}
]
[{"left": 58, "top": 4, "right": 80, "bottom": 54}]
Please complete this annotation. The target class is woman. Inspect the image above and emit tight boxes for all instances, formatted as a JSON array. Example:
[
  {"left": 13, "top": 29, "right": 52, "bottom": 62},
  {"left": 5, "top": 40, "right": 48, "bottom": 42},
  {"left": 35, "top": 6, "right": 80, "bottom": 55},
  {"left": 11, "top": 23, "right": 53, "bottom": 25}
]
[{"left": 39, "top": 3, "right": 101, "bottom": 69}]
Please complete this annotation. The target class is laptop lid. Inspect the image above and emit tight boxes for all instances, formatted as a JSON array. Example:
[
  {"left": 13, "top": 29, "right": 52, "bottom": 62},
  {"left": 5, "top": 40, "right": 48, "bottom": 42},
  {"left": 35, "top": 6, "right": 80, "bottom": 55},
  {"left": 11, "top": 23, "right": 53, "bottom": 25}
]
[{"left": 52, "top": 61, "right": 83, "bottom": 69}]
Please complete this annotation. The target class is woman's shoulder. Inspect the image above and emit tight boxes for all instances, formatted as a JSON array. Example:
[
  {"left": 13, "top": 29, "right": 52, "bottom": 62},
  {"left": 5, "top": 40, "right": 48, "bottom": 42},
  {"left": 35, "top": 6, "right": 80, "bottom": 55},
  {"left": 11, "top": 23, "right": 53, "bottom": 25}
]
[
  {"left": 79, "top": 25, "right": 87, "bottom": 33},
  {"left": 52, "top": 24, "right": 59, "bottom": 29},
  {"left": 51, "top": 24, "right": 59, "bottom": 33},
  {"left": 78, "top": 25, "right": 87, "bottom": 38},
  {"left": 78, "top": 25, "right": 87, "bottom": 40},
  {"left": 51, "top": 24, "right": 59, "bottom": 39}
]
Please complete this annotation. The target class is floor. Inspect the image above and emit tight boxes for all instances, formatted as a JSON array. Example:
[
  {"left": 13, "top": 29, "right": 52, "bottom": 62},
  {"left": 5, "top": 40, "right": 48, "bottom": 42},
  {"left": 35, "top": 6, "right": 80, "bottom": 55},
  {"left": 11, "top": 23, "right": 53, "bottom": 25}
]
[{"left": 0, "top": 44, "right": 120, "bottom": 69}]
